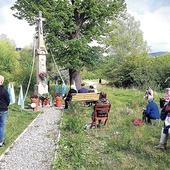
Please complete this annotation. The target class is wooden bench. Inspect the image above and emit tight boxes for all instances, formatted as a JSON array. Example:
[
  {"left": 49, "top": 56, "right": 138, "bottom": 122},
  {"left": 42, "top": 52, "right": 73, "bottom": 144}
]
[{"left": 71, "top": 93, "right": 100, "bottom": 102}]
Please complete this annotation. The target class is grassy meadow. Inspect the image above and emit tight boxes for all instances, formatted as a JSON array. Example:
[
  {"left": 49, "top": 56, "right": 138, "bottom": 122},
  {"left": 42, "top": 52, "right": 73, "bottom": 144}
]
[
  {"left": 52, "top": 85, "right": 170, "bottom": 170},
  {"left": 0, "top": 83, "right": 170, "bottom": 170}
]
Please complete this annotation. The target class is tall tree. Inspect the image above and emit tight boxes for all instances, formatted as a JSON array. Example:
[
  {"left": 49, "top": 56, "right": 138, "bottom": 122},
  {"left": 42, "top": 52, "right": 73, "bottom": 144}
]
[
  {"left": 101, "top": 13, "right": 150, "bottom": 88},
  {"left": 103, "top": 13, "right": 149, "bottom": 61},
  {"left": 0, "top": 35, "right": 20, "bottom": 85},
  {"left": 11, "top": 0, "right": 126, "bottom": 89}
]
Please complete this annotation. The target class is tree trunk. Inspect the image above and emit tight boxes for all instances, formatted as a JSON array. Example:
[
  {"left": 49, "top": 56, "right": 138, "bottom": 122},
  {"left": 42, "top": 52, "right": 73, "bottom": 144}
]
[{"left": 69, "top": 68, "right": 82, "bottom": 90}]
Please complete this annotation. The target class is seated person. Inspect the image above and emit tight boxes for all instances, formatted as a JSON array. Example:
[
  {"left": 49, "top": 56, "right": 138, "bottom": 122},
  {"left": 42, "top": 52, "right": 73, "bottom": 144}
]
[
  {"left": 91, "top": 92, "right": 110, "bottom": 126},
  {"left": 93, "top": 84, "right": 98, "bottom": 93},
  {"left": 164, "top": 88, "right": 170, "bottom": 101},
  {"left": 142, "top": 95, "right": 160, "bottom": 123},
  {"left": 78, "top": 83, "right": 88, "bottom": 93},
  {"left": 87, "top": 85, "right": 95, "bottom": 106},
  {"left": 155, "top": 101, "right": 170, "bottom": 150},
  {"left": 160, "top": 88, "right": 170, "bottom": 108},
  {"left": 64, "top": 85, "right": 77, "bottom": 109},
  {"left": 144, "top": 87, "right": 153, "bottom": 100},
  {"left": 88, "top": 85, "right": 95, "bottom": 93}
]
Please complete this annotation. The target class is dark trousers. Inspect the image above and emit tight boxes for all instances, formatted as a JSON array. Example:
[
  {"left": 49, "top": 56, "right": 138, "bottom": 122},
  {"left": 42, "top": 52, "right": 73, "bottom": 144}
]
[{"left": 142, "top": 113, "right": 153, "bottom": 123}]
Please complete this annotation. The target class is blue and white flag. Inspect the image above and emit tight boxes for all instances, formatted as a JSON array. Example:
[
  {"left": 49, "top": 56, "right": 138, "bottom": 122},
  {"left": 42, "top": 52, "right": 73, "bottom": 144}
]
[
  {"left": 8, "top": 84, "right": 12, "bottom": 104},
  {"left": 11, "top": 84, "right": 15, "bottom": 104},
  {"left": 60, "top": 83, "right": 67, "bottom": 97},
  {"left": 8, "top": 83, "right": 15, "bottom": 105},
  {"left": 55, "top": 81, "right": 59, "bottom": 92},
  {"left": 18, "top": 85, "right": 24, "bottom": 109}
]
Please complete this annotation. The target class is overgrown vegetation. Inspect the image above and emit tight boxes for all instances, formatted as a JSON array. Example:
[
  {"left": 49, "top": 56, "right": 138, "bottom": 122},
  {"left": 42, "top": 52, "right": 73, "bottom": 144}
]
[{"left": 52, "top": 85, "right": 170, "bottom": 170}]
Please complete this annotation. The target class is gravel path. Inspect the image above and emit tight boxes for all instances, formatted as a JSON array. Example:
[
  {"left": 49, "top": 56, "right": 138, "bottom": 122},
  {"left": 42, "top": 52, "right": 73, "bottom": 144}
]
[{"left": 0, "top": 106, "right": 63, "bottom": 170}]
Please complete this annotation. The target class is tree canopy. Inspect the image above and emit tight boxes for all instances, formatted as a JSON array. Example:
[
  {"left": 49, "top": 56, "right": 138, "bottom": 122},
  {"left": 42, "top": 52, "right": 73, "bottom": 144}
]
[{"left": 11, "top": 0, "right": 126, "bottom": 88}]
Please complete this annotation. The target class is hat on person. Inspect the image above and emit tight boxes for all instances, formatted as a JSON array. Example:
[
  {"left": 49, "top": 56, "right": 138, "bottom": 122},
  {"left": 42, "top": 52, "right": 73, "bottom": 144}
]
[{"left": 147, "top": 95, "right": 153, "bottom": 102}]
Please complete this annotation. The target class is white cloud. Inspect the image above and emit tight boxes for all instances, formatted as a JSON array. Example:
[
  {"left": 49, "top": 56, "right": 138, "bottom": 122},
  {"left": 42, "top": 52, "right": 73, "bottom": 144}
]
[
  {"left": 1, "top": 1, "right": 170, "bottom": 52},
  {"left": 0, "top": 3, "right": 35, "bottom": 48},
  {"left": 126, "top": 0, "right": 170, "bottom": 52},
  {"left": 130, "top": 7, "right": 170, "bottom": 52}
]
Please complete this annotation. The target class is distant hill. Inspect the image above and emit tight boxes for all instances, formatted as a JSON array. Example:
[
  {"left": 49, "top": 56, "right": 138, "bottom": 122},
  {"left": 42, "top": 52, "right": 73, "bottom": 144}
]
[{"left": 149, "top": 51, "right": 168, "bottom": 56}]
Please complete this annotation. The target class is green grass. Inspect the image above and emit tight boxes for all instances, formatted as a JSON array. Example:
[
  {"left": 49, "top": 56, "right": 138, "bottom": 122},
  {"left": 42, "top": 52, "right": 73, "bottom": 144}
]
[
  {"left": 52, "top": 86, "right": 170, "bottom": 170},
  {"left": 0, "top": 104, "right": 39, "bottom": 155},
  {"left": 1, "top": 84, "right": 169, "bottom": 169}
]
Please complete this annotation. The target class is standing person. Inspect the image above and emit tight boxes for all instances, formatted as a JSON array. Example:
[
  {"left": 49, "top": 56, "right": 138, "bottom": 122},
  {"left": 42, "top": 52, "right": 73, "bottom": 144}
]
[
  {"left": 155, "top": 101, "right": 170, "bottom": 150},
  {"left": 142, "top": 95, "right": 160, "bottom": 124},
  {"left": 99, "top": 78, "right": 102, "bottom": 84},
  {"left": 0, "top": 75, "right": 10, "bottom": 147},
  {"left": 78, "top": 83, "right": 88, "bottom": 93}
]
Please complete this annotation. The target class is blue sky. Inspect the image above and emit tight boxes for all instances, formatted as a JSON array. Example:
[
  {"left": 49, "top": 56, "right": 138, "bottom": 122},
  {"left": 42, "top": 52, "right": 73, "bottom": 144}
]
[{"left": 0, "top": 0, "right": 170, "bottom": 52}]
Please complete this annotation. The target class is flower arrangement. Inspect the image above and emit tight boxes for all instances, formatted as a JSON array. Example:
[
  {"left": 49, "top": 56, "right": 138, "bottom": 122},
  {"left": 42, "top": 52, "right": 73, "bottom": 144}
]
[
  {"left": 39, "top": 93, "right": 52, "bottom": 100},
  {"left": 39, "top": 72, "right": 47, "bottom": 81},
  {"left": 55, "top": 92, "right": 61, "bottom": 98},
  {"left": 30, "top": 94, "right": 39, "bottom": 99}
]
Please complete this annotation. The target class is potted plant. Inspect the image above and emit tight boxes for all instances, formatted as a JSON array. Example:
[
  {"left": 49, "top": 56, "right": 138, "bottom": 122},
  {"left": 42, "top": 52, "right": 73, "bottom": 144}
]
[
  {"left": 30, "top": 94, "right": 39, "bottom": 111},
  {"left": 55, "top": 92, "right": 62, "bottom": 107},
  {"left": 39, "top": 93, "right": 52, "bottom": 106},
  {"left": 30, "top": 94, "right": 39, "bottom": 99}
]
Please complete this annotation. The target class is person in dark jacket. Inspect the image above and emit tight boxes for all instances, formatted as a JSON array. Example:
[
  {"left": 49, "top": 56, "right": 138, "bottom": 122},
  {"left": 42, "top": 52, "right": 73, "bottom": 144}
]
[
  {"left": 0, "top": 75, "right": 10, "bottom": 147},
  {"left": 64, "top": 85, "right": 77, "bottom": 109},
  {"left": 142, "top": 95, "right": 160, "bottom": 124},
  {"left": 78, "top": 83, "right": 88, "bottom": 93},
  {"left": 88, "top": 85, "right": 95, "bottom": 93},
  {"left": 155, "top": 101, "right": 170, "bottom": 150}
]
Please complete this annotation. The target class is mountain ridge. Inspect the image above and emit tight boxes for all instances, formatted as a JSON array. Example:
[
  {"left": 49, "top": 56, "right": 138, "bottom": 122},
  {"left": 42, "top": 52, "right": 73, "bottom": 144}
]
[{"left": 149, "top": 51, "right": 168, "bottom": 56}]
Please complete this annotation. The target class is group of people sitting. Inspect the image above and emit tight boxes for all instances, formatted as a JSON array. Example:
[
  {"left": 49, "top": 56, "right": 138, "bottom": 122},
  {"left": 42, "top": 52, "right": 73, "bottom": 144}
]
[
  {"left": 64, "top": 83, "right": 110, "bottom": 129},
  {"left": 64, "top": 83, "right": 97, "bottom": 109},
  {"left": 64, "top": 84, "right": 170, "bottom": 150},
  {"left": 143, "top": 87, "right": 170, "bottom": 150}
]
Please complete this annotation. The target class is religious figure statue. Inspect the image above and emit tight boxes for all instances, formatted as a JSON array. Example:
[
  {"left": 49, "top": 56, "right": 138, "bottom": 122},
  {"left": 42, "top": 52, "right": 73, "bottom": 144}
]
[{"left": 34, "top": 11, "right": 48, "bottom": 55}]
